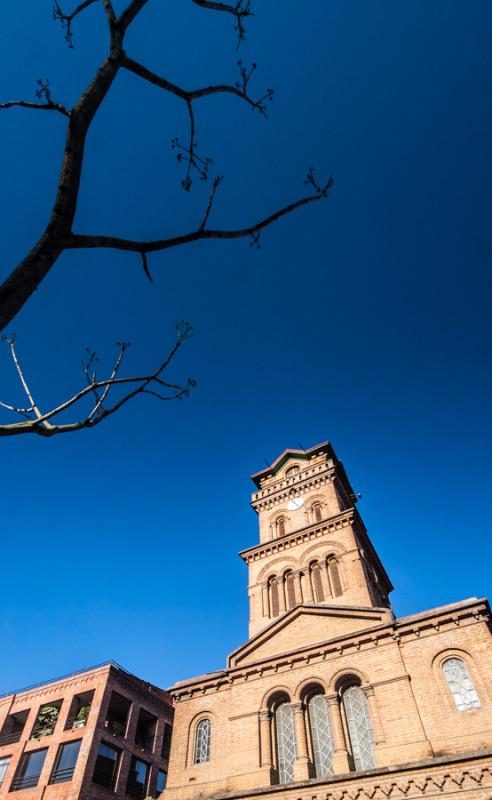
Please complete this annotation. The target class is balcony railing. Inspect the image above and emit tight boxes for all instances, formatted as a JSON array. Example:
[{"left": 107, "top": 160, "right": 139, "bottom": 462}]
[
  {"left": 50, "top": 766, "right": 76, "bottom": 784},
  {"left": 30, "top": 725, "right": 56, "bottom": 740},
  {"left": 93, "top": 769, "right": 117, "bottom": 791},
  {"left": 0, "top": 731, "right": 23, "bottom": 746},
  {"left": 65, "top": 715, "right": 88, "bottom": 731},
  {"left": 126, "top": 782, "right": 147, "bottom": 800},
  {"left": 11, "top": 775, "right": 41, "bottom": 791},
  {"left": 105, "top": 719, "right": 126, "bottom": 737}
]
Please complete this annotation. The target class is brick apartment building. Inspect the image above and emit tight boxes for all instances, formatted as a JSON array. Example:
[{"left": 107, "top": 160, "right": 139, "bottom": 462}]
[
  {"left": 0, "top": 661, "right": 172, "bottom": 800},
  {"left": 164, "top": 442, "right": 492, "bottom": 800}
]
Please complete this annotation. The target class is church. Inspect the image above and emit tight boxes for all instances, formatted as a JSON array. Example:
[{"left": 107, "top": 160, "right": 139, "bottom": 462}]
[{"left": 164, "top": 441, "right": 492, "bottom": 800}]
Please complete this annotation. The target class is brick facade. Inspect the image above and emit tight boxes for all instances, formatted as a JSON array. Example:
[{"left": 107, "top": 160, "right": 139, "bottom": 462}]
[
  {"left": 0, "top": 662, "right": 173, "bottom": 800},
  {"left": 164, "top": 442, "right": 492, "bottom": 800}
]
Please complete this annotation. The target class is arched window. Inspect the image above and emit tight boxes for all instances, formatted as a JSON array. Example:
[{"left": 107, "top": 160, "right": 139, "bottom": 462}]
[
  {"left": 342, "top": 686, "right": 375, "bottom": 771},
  {"left": 312, "top": 503, "right": 322, "bottom": 522},
  {"left": 442, "top": 658, "right": 480, "bottom": 710},
  {"left": 311, "top": 563, "right": 325, "bottom": 602},
  {"left": 285, "top": 573, "right": 296, "bottom": 610},
  {"left": 328, "top": 558, "right": 343, "bottom": 597},
  {"left": 194, "top": 719, "right": 211, "bottom": 764},
  {"left": 276, "top": 517, "right": 286, "bottom": 537},
  {"left": 274, "top": 702, "right": 296, "bottom": 784},
  {"left": 307, "top": 694, "right": 333, "bottom": 778},
  {"left": 269, "top": 578, "right": 280, "bottom": 617},
  {"left": 286, "top": 465, "right": 300, "bottom": 477}
]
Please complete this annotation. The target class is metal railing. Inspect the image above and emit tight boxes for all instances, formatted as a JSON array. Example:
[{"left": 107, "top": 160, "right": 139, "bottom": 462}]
[
  {"left": 0, "top": 731, "right": 23, "bottom": 746},
  {"left": 105, "top": 719, "right": 126, "bottom": 737},
  {"left": 11, "top": 774, "right": 41, "bottom": 791},
  {"left": 126, "top": 782, "right": 147, "bottom": 800},
  {"left": 93, "top": 769, "right": 117, "bottom": 791},
  {"left": 30, "top": 725, "right": 56, "bottom": 740},
  {"left": 64, "top": 715, "right": 88, "bottom": 731},
  {"left": 50, "top": 766, "right": 76, "bottom": 784}
]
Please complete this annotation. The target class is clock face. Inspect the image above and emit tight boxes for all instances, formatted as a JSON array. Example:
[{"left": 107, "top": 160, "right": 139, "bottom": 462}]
[{"left": 287, "top": 497, "right": 305, "bottom": 511}]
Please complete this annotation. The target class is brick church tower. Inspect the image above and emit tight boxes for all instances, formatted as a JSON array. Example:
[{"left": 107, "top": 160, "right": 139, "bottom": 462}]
[
  {"left": 165, "top": 442, "right": 492, "bottom": 800},
  {"left": 244, "top": 442, "right": 392, "bottom": 638}
]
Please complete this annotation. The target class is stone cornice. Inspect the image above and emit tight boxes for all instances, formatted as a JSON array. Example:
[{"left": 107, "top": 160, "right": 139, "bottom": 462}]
[
  {"left": 250, "top": 462, "right": 335, "bottom": 511},
  {"left": 169, "top": 598, "right": 489, "bottom": 701},
  {"left": 239, "top": 509, "right": 358, "bottom": 564},
  {"left": 212, "top": 749, "right": 492, "bottom": 800}
]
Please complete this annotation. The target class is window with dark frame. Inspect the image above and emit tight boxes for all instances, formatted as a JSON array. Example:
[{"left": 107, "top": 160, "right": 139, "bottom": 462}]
[
  {"left": 0, "top": 756, "right": 11, "bottom": 788},
  {"left": 50, "top": 739, "right": 82, "bottom": 784},
  {"left": 92, "top": 741, "right": 121, "bottom": 791},
  {"left": 11, "top": 748, "right": 48, "bottom": 791},
  {"left": 126, "top": 756, "right": 149, "bottom": 800},
  {"left": 155, "top": 769, "right": 167, "bottom": 796}
]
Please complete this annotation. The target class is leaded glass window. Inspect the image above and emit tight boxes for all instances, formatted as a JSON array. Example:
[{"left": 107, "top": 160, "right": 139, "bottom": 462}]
[
  {"left": 285, "top": 574, "right": 296, "bottom": 609},
  {"left": 270, "top": 579, "right": 280, "bottom": 617},
  {"left": 442, "top": 658, "right": 480, "bottom": 711},
  {"left": 312, "top": 565, "right": 325, "bottom": 602},
  {"left": 194, "top": 719, "right": 211, "bottom": 764},
  {"left": 328, "top": 559, "right": 343, "bottom": 597},
  {"left": 342, "top": 686, "right": 375, "bottom": 771},
  {"left": 307, "top": 695, "right": 333, "bottom": 777},
  {"left": 275, "top": 702, "right": 296, "bottom": 784}
]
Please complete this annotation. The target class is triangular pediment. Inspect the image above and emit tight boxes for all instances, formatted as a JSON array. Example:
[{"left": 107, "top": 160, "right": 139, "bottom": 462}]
[{"left": 228, "top": 604, "right": 393, "bottom": 667}]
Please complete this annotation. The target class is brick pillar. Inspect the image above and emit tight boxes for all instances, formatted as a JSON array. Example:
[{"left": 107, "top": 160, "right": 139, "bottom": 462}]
[
  {"left": 292, "top": 703, "right": 310, "bottom": 781},
  {"left": 364, "top": 687, "right": 385, "bottom": 744},
  {"left": 327, "top": 696, "right": 350, "bottom": 774},
  {"left": 321, "top": 561, "right": 332, "bottom": 599},
  {"left": 262, "top": 584, "right": 269, "bottom": 617},
  {"left": 301, "top": 570, "right": 314, "bottom": 603}
]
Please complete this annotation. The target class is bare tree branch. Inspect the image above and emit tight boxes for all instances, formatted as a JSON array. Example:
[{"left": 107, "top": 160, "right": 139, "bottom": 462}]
[
  {"left": 53, "top": 0, "right": 101, "bottom": 47},
  {"left": 191, "top": 0, "right": 252, "bottom": 46},
  {"left": 0, "top": 2, "right": 332, "bottom": 437},
  {"left": 65, "top": 177, "right": 333, "bottom": 255},
  {"left": 0, "top": 323, "right": 195, "bottom": 437}
]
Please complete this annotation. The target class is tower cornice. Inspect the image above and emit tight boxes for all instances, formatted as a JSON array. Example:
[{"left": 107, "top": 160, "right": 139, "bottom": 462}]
[
  {"left": 250, "top": 460, "right": 339, "bottom": 512},
  {"left": 239, "top": 508, "right": 358, "bottom": 564}
]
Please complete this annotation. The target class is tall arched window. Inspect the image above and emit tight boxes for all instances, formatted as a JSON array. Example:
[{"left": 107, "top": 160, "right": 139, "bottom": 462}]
[
  {"left": 328, "top": 558, "right": 343, "bottom": 597},
  {"left": 274, "top": 702, "right": 296, "bottom": 784},
  {"left": 269, "top": 578, "right": 280, "bottom": 617},
  {"left": 312, "top": 503, "right": 322, "bottom": 522},
  {"left": 276, "top": 517, "right": 286, "bottom": 536},
  {"left": 342, "top": 686, "right": 375, "bottom": 771},
  {"left": 307, "top": 694, "right": 333, "bottom": 778},
  {"left": 311, "top": 563, "right": 325, "bottom": 602},
  {"left": 286, "top": 465, "right": 300, "bottom": 478},
  {"left": 285, "top": 573, "right": 296, "bottom": 609},
  {"left": 194, "top": 719, "right": 211, "bottom": 764},
  {"left": 442, "top": 658, "right": 480, "bottom": 710}
]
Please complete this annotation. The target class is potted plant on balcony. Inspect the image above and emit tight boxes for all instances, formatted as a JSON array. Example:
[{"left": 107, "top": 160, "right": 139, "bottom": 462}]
[
  {"left": 35, "top": 705, "right": 59, "bottom": 737},
  {"left": 73, "top": 705, "right": 91, "bottom": 728}
]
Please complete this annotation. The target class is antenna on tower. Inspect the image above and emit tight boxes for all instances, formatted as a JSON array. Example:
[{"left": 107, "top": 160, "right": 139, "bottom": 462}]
[
  {"left": 298, "top": 442, "right": 306, "bottom": 451},
  {"left": 264, "top": 458, "right": 271, "bottom": 468}
]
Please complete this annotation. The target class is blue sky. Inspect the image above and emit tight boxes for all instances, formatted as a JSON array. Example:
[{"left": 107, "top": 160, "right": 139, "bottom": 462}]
[{"left": 0, "top": 0, "right": 490, "bottom": 694}]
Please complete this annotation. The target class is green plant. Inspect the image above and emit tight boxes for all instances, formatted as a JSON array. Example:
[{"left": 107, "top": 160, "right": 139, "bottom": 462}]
[
  {"left": 37, "top": 705, "right": 59, "bottom": 732},
  {"left": 76, "top": 705, "right": 91, "bottom": 723}
]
